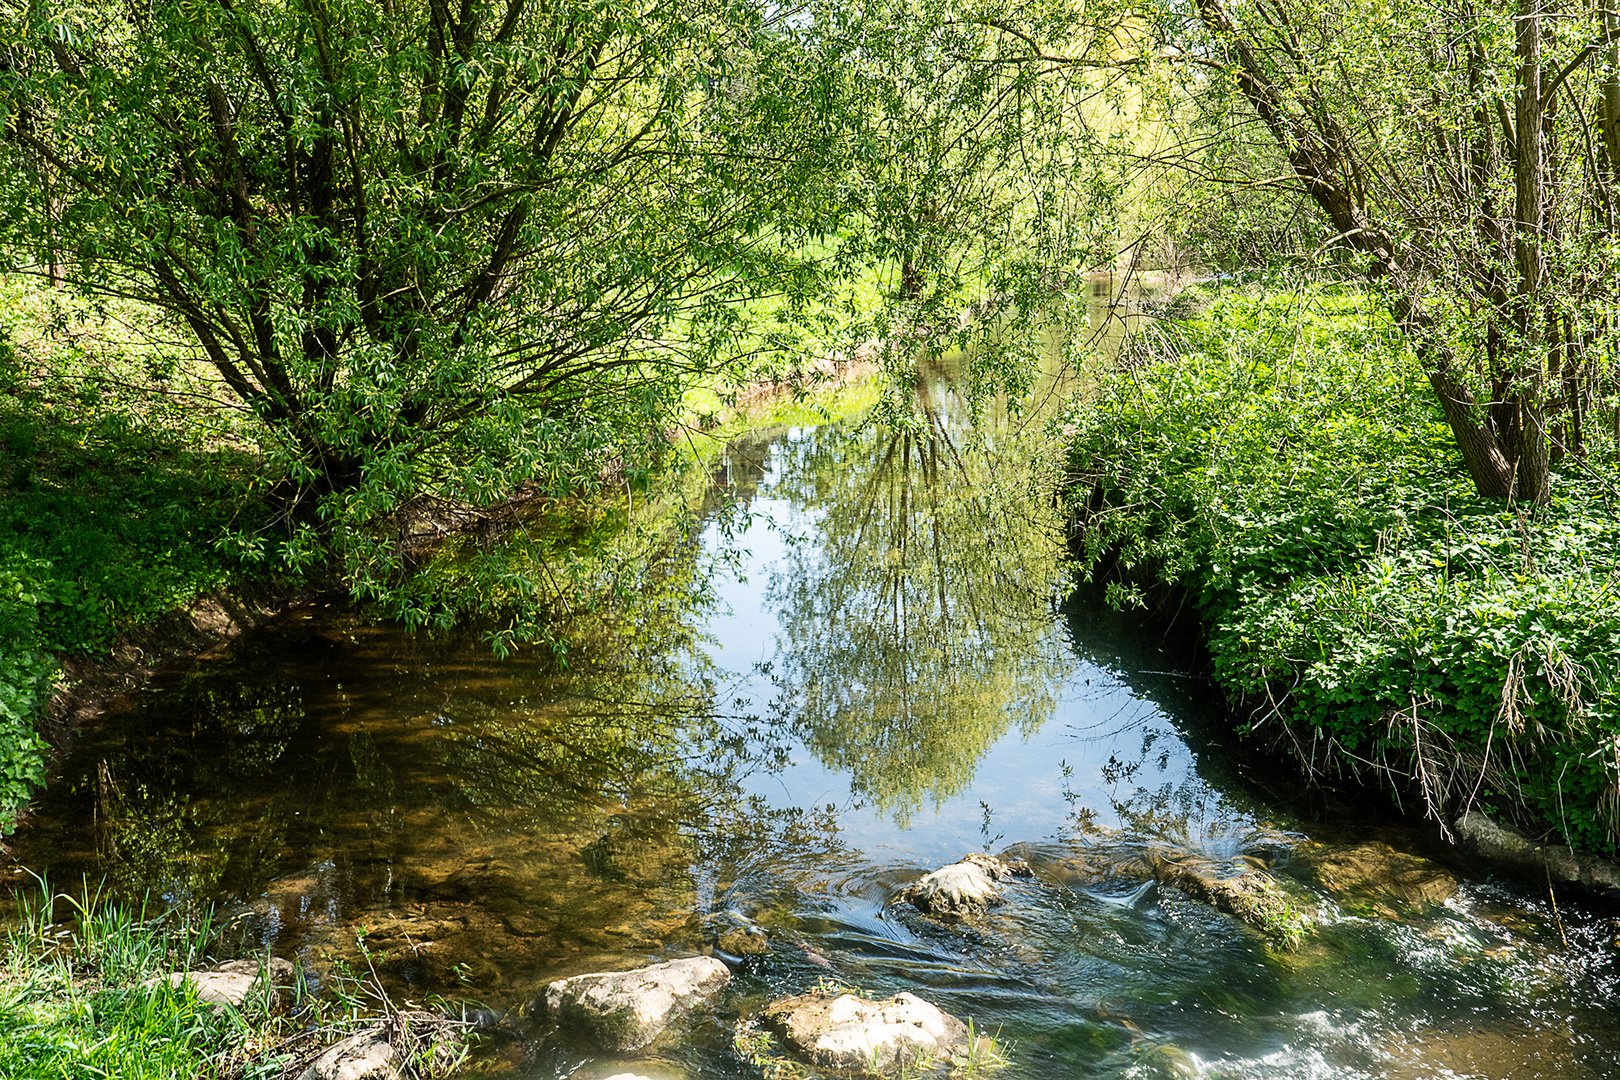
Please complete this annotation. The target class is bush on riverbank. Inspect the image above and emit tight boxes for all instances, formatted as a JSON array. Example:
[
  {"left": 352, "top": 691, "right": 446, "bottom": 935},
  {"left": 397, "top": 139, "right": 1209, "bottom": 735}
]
[
  {"left": 1064, "top": 286, "right": 1620, "bottom": 853},
  {"left": 0, "top": 276, "right": 883, "bottom": 830}
]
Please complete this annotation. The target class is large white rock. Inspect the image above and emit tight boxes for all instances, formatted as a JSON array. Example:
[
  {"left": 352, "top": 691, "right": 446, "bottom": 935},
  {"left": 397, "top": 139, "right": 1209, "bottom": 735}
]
[
  {"left": 297, "top": 1026, "right": 401, "bottom": 1080},
  {"left": 763, "top": 991, "right": 972, "bottom": 1074},
  {"left": 148, "top": 957, "right": 295, "bottom": 1010},
  {"left": 538, "top": 956, "right": 731, "bottom": 1051},
  {"left": 893, "top": 853, "right": 1029, "bottom": 916}
]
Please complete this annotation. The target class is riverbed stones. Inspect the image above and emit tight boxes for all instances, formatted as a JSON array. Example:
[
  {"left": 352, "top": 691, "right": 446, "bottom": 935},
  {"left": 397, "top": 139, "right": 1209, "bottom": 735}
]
[
  {"left": 705, "top": 911, "right": 770, "bottom": 958},
  {"left": 297, "top": 1026, "right": 401, "bottom": 1080},
  {"left": 1298, "top": 840, "right": 1459, "bottom": 918},
  {"left": 1149, "top": 853, "right": 1308, "bottom": 946},
  {"left": 762, "top": 990, "right": 973, "bottom": 1075},
  {"left": 716, "top": 926, "right": 769, "bottom": 957},
  {"left": 537, "top": 956, "right": 731, "bottom": 1051},
  {"left": 148, "top": 957, "right": 295, "bottom": 1010},
  {"left": 298, "top": 1012, "right": 466, "bottom": 1080},
  {"left": 892, "top": 852, "right": 1032, "bottom": 916}
]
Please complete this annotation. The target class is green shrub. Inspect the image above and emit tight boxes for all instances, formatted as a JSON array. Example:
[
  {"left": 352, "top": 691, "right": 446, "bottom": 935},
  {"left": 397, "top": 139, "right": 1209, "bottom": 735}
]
[
  {"left": 1064, "top": 286, "right": 1620, "bottom": 852},
  {"left": 0, "top": 288, "right": 265, "bottom": 831}
]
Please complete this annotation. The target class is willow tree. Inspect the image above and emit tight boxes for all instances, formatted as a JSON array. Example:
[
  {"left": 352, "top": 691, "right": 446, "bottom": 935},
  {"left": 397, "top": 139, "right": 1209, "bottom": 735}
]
[
  {"left": 1, "top": 1, "right": 848, "bottom": 565},
  {"left": 1, "top": 0, "right": 1120, "bottom": 620},
  {"left": 1166, "top": 0, "right": 1620, "bottom": 502}
]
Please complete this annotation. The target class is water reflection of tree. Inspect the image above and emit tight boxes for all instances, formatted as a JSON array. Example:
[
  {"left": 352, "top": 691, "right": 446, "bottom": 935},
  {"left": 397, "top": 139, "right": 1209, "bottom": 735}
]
[
  {"left": 767, "top": 360, "right": 1074, "bottom": 823},
  {"left": 16, "top": 528, "right": 841, "bottom": 996},
  {"left": 1055, "top": 593, "right": 1274, "bottom": 853}
]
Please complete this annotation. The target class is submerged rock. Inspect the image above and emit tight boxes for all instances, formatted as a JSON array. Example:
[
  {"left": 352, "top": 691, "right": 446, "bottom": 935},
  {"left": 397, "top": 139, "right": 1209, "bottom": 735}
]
[
  {"left": 1133, "top": 1042, "right": 1201, "bottom": 1079},
  {"left": 715, "top": 926, "right": 769, "bottom": 957},
  {"left": 149, "top": 957, "right": 295, "bottom": 1010},
  {"left": 893, "top": 852, "right": 1032, "bottom": 916},
  {"left": 705, "top": 911, "right": 769, "bottom": 958},
  {"left": 1299, "top": 840, "right": 1459, "bottom": 918},
  {"left": 762, "top": 990, "right": 973, "bottom": 1075},
  {"left": 1149, "top": 853, "right": 1309, "bottom": 946},
  {"left": 537, "top": 956, "right": 730, "bottom": 1052}
]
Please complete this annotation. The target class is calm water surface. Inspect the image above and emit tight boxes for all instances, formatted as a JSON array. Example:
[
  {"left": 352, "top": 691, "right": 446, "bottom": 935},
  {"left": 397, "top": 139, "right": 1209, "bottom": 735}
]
[{"left": 9, "top": 351, "right": 1620, "bottom": 1078}]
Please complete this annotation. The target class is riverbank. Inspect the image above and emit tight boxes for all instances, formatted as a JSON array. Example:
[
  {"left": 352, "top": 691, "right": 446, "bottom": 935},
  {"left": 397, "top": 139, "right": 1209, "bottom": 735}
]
[
  {"left": 0, "top": 879, "right": 472, "bottom": 1080},
  {"left": 1063, "top": 282, "right": 1620, "bottom": 871},
  {"left": 32, "top": 353, "right": 879, "bottom": 777}
]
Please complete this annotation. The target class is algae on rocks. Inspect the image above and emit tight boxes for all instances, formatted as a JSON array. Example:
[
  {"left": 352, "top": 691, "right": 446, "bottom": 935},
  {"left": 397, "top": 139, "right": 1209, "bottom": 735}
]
[
  {"left": 1296, "top": 840, "right": 1459, "bottom": 919},
  {"left": 1148, "top": 852, "right": 1312, "bottom": 948}
]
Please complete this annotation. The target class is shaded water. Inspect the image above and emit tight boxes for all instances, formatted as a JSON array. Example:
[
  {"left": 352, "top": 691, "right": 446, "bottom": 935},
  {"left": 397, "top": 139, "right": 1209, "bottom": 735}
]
[{"left": 9, "top": 347, "right": 1620, "bottom": 1077}]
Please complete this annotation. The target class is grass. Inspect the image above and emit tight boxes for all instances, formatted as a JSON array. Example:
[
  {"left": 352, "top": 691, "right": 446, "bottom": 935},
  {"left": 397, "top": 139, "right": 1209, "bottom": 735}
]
[
  {"left": 1, "top": 879, "right": 276, "bottom": 1079},
  {"left": 0, "top": 877, "right": 471, "bottom": 1079}
]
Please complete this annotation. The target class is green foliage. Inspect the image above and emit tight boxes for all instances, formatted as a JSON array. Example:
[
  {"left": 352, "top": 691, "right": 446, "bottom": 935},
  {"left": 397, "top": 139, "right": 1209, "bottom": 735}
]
[
  {"left": 0, "top": 285, "right": 263, "bottom": 830},
  {"left": 0, "top": 565, "right": 50, "bottom": 828},
  {"left": 0, "top": 0, "right": 1120, "bottom": 627},
  {"left": 1065, "top": 285, "right": 1620, "bottom": 852}
]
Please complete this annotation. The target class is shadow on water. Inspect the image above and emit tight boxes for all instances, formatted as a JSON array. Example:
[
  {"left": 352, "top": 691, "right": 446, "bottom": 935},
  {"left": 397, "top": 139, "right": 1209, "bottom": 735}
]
[{"left": 9, "top": 296, "right": 1620, "bottom": 1077}]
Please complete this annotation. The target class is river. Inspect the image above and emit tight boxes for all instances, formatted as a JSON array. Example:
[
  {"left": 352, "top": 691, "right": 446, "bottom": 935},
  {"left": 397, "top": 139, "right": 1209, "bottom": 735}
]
[{"left": 7, "top": 325, "right": 1620, "bottom": 1077}]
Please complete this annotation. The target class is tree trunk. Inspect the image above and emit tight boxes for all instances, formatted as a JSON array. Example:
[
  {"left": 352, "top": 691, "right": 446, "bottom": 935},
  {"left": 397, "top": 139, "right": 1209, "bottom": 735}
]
[{"left": 1511, "top": 0, "right": 1551, "bottom": 504}]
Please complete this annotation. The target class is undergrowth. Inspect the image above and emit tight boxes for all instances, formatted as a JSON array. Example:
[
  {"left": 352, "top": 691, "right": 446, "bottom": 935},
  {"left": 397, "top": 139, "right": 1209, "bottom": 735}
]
[
  {"left": 0, "top": 877, "right": 469, "bottom": 1079},
  {"left": 1063, "top": 285, "right": 1620, "bottom": 853},
  {"left": 0, "top": 283, "right": 265, "bottom": 831}
]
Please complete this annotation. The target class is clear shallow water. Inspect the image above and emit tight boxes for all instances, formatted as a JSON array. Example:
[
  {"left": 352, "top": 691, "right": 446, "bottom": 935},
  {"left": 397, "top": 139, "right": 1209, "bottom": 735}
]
[{"left": 8, "top": 359, "right": 1620, "bottom": 1078}]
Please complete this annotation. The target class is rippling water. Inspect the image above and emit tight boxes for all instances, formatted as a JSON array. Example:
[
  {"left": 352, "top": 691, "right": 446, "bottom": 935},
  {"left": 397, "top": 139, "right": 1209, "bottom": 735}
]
[{"left": 8, "top": 351, "right": 1620, "bottom": 1078}]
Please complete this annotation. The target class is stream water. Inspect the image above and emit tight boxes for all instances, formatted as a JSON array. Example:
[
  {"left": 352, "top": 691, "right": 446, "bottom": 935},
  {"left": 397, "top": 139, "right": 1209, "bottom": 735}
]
[{"left": 8, "top": 330, "right": 1620, "bottom": 1077}]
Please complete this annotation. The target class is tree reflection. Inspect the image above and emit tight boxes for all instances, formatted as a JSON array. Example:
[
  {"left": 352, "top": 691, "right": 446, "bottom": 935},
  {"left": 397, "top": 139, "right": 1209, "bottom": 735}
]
[
  {"left": 12, "top": 530, "right": 838, "bottom": 999},
  {"left": 767, "top": 357, "right": 1074, "bottom": 823}
]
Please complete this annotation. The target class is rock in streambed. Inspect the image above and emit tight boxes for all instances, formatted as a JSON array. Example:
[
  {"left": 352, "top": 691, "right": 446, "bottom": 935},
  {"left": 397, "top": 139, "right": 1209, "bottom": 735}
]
[
  {"left": 760, "top": 989, "right": 981, "bottom": 1076},
  {"left": 1148, "top": 852, "right": 1310, "bottom": 946},
  {"left": 704, "top": 910, "right": 770, "bottom": 958},
  {"left": 1296, "top": 840, "right": 1459, "bottom": 918},
  {"left": 892, "top": 852, "right": 1031, "bottom": 917},
  {"left": 536, "top": 956, "right": 730, "bottom": 1052}
]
